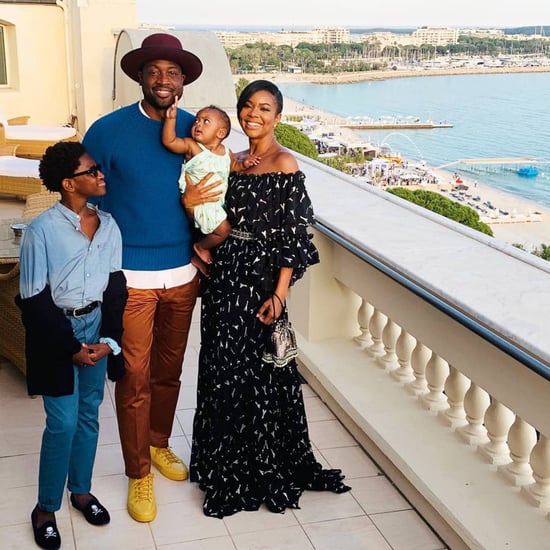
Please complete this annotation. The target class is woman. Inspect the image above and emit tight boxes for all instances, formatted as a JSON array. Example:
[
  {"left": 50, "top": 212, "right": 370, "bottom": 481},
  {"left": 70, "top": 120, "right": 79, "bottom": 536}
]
[{"left": 185, "top": 80, "right": 350, "bottom": 518}]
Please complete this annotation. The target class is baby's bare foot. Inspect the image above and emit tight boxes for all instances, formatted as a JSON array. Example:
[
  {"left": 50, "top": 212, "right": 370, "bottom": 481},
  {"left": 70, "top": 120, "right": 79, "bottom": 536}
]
[
  {"left": 191, "top": 254, "right": 209, "bottom": 276},
  {"left": 193, "top": 243, "right": 213, "bottom": 265}
]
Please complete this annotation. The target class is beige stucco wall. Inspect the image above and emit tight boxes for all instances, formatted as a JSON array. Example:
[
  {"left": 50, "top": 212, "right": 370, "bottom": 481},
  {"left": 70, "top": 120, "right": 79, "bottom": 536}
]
[
  {"left": 70, "top": 0, "right": 137, "bottom": 130},
  {"left": 1, "top": 4, "right": 69, "bottom": 126},
  {"left": 1, "top": 0, "right": 136, "bottom": 133},
  {"left": 1, "top": 1, "right": 235, "bottom": 135}
]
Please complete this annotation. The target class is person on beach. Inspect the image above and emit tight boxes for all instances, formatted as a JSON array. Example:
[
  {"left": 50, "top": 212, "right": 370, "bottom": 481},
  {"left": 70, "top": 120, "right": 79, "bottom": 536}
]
[
  {"left": 16, "top": 141, "right": 126, "bottom": 550},
  {"left": 82, "top": 32, "right": 204, "bottom": 523},
  {"left": 162, "top": 101, "right": 260, "bottom": 264},
  {"left": 183, "top": 79, "right": 351, "bottom": 518}
]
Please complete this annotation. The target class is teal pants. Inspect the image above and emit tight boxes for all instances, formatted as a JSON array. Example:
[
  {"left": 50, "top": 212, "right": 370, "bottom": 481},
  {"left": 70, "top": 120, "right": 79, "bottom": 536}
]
[{"left": 38, "top": 308, "right": 107, "bottom": 512}]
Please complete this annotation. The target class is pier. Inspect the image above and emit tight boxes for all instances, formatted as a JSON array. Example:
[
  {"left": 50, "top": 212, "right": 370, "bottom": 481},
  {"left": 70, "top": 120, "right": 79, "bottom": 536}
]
[{"left": 341, "top": 120, "right": 453, "bottom": 129}]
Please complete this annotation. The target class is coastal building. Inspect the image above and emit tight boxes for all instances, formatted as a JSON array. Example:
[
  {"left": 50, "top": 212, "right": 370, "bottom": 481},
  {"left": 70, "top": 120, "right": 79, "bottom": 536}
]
[
  {"left": 214, "top": 26, "right": 350, "bottom": 49},
  {"left": 460, "top": 28, "right": 506, "bottom": 39},
  {"left": 1, "top": 2, "right": 550, "bottom": 549},
  {"left": 411, "top": 26, "right": 460, "bottom": 46}
]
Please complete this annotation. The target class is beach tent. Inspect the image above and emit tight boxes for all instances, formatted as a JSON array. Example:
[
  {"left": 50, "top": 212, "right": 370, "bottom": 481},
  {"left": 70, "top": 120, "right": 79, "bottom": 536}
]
[{"left": 365, "top": 158, "right": 391, "bottom": 178}]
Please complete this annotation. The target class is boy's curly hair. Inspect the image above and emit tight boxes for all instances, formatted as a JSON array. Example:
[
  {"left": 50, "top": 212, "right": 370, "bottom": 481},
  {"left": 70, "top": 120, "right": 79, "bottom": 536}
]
[{"left": 39, "top": 141, "right": 87, "bottom": 192}]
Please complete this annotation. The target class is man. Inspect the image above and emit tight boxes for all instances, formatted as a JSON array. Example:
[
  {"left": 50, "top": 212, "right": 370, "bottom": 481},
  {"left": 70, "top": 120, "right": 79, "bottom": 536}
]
[
  {"left": 17, "top": 142, "right": 126, "bottom": 549},
  {"left": 83, "top": 33, "right": 203, "bottom": 523}
]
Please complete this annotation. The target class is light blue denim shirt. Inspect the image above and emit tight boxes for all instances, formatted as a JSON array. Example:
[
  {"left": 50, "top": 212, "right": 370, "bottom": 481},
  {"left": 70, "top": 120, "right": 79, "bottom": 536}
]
[{"left": 19, "top": 201, "right": 123, "bottom": 308}]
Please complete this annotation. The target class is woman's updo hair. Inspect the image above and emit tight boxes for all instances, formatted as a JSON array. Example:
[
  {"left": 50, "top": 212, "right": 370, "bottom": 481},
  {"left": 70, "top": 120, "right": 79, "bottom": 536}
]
[{"left": 237, "top": 80, "right": 283, "bottom": 116}]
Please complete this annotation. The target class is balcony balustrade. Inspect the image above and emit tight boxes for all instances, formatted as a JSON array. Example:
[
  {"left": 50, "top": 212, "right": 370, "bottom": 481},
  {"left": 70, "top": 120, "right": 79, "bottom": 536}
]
[{"left": 277, "top": 149, "right": 550, "bottom": 549}]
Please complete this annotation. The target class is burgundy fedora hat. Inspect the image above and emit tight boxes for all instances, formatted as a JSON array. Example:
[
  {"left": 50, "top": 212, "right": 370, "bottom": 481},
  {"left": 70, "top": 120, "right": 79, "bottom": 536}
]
[{"left": 121, "top": 33, "right": 203, "bottom": 84}]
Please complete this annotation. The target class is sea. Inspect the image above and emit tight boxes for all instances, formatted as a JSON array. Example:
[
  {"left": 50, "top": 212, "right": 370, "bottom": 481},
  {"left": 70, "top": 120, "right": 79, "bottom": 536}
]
[{"left": 277, "top": 72, "right": 550, "bottom": 208}]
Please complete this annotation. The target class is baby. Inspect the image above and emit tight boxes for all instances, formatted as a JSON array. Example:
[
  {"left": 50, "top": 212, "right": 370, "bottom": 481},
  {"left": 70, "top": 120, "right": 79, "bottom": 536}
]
[{"left": 162, "top": 100, "right": 260, "bottom": 264}]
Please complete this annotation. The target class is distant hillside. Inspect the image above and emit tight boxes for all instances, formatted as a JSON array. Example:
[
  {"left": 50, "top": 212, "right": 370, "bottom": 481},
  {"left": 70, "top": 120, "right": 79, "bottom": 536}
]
[
  {"left": 349, "top": 26, "right": 549, "bottom": 36},
  {"left": 502, "top": 26, "right": 549, "bottom": 35}
]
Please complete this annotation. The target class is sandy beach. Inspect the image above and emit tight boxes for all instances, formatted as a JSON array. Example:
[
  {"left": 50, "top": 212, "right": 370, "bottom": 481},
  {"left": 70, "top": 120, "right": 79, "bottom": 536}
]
[{"left": 268, "top": 79, "right": 550, "bottom": 252}]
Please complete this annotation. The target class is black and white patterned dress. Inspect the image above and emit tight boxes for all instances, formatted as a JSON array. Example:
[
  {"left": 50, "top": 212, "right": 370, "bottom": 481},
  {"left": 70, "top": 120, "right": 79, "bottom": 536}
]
[{"left": 189, "top": 171, "right": 350, "bottom": 518}]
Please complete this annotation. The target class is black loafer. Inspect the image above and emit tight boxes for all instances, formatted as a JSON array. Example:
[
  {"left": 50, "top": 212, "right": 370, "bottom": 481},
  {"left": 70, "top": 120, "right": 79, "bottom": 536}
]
[
  {"left": 70, "top": 493, "right": 110, "bottom": 525},
  {"left": 31, "top": 506, "right": 61, "bottom": 550}
]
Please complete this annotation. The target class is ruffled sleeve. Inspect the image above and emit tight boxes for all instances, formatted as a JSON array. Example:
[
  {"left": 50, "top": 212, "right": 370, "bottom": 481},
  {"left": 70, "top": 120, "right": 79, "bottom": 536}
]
[{"left": 265, "top": 171, "right": 319, "bottom": 287}]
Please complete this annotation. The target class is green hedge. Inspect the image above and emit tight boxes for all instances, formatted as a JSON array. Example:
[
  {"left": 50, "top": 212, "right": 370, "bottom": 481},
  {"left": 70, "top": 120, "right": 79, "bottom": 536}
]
[{"left": 387, "top": 188, "right": 494, "bottom": 236}]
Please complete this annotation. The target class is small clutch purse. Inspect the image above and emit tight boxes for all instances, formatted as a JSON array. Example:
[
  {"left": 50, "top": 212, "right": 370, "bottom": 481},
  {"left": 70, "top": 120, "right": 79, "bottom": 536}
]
[{"left": 262, "top": 295, "right": 298, "bottom": 368}]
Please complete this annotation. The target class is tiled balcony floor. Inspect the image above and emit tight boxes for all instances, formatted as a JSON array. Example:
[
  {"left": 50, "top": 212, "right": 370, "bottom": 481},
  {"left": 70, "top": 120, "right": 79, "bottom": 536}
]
[{"left": 0, "top": 195, "right": 446, "bottom": 549}]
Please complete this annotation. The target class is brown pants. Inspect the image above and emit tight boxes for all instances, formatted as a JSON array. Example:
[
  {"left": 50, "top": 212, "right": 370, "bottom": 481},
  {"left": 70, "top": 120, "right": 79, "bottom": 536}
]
[{"left": 115, "top": 276, "right": 199, "bottom": 479}]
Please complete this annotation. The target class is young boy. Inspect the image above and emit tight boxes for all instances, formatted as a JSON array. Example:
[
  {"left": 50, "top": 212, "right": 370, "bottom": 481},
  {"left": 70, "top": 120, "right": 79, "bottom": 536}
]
[{"left": 16, "top": 141, "right": 127, "bottom": 550}]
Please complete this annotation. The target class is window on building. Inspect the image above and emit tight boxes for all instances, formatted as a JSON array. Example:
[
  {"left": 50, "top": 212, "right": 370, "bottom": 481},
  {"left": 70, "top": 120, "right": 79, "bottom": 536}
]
[{"left": 0, "top": 25, "right": 7, "bottom": 86}]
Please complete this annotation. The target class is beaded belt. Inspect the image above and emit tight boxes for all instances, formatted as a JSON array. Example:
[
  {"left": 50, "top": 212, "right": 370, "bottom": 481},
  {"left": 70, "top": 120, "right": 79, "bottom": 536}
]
[
  {"left": 230, "top": 229, "right": 255, "bottom": 241},
  {"left": 65, "top": 301, "right": 100, "bottom": 318}
]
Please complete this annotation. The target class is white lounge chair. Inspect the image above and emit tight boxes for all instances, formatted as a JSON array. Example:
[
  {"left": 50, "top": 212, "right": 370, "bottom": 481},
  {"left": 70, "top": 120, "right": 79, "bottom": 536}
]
[
  {"left": 0, "top": 111, "right": 78, "bottom": 159},
  {"left": 0, "top": 144, "right": 42, "bottom": 197}
]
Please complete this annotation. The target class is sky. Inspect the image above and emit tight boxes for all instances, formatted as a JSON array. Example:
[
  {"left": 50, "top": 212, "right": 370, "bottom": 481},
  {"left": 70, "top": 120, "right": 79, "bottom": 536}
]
[{"left": 137, "top": 0, "right": 550, "bottom": 29}]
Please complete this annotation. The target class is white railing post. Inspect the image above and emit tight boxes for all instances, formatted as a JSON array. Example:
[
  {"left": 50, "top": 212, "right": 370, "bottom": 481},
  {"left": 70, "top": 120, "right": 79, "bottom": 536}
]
[
  {"left": 457, "top": 383, "right": 490, "bottom": 446},
  {"left": 421, "top": 353, "right": 449, "bottom": 412},
  {"left": 499, "top": 417, "right": 537, "bottom": 487},
  {"left": 441, "top": 367, "right": 469, "bottom": 429},
  {"left": 392, "top": 329, "right": 416, "bottom": 384},
  {"left": 379, "top": 318, "right": 400, "bottom": 371},
  {"left": 407, "top": 341, "right": 431, "bottom": 397},
  {"left": 479, "top": 399, "right": 514, "bottom": 465},
  {"left": 354, "top": 299, "right": 374, "bottom": 349},
  {"left": 522, "top": 435, "right": 550, "bottom": 510},
  {"left": 366, "top": 308, "right": 386, "bottom": 359}
]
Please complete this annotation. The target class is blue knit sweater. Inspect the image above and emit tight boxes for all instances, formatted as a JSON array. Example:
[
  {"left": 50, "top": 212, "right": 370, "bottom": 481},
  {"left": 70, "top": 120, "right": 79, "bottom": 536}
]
[{"left": 83, "top": 103, "right": 195, "bottom": 271}]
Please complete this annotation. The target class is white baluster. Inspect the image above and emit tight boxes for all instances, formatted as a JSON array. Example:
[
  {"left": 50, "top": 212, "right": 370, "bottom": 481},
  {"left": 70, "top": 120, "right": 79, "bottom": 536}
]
[
  {"left": 522, "top": 435, "right": 550, "bottom": 510},
  {"left": 407, "top": 342, "right": 431, "bottom": 397},
  {"left": 479, "top": 400, "right": 514, "bottom": 465},
  {"left": 421, "top": 353, "right": 449, "bottom": 412},
  {"left": 366, "top": 308, "right": 386, "bottom": 359},
  {"left": 353, "top": 299, "right": 374, "bottom": 349},
  {"left": 441, "top": 367, "right": 469, "bottom": 430},
  {"left": 378, "top": 318, "right": 400, "bottom": 371},
  {"left": 391, "top": 329, "right": 415, "bottom": 383},
  {"left": 457, "top": 383, "right": 490, "bottom": 446},
  {"left": 499, "top": 417, "right": 537, "bottom": 487}
]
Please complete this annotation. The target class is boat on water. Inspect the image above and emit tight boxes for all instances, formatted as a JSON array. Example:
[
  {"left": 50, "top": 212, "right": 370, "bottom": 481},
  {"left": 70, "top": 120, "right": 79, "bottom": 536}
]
[{"left": 517, "top": 166, "right": 539, "bottom": 178}]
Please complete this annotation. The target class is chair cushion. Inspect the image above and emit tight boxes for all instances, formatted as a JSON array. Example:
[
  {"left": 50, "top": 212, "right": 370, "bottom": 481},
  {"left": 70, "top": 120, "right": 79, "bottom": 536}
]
[
  {"left": 0, "top": 156, "right": 40, "bottom": 178},
  {"left": 4, "top": 125, "right": 76, "bottom": 141}
]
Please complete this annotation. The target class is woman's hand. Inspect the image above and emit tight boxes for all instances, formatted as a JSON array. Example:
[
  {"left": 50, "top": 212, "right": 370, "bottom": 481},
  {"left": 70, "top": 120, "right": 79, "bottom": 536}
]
[
  {"left": 256, "top": 293, "right": 284, "bottom": 325},
  {"left": 181, "top": 172, "right": 224, "bottom": 212}
]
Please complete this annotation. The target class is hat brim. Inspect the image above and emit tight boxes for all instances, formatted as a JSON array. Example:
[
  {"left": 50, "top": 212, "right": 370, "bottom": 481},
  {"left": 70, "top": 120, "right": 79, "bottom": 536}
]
[{"left": 121, "top": 47, "right": 203, "bottom": 85}]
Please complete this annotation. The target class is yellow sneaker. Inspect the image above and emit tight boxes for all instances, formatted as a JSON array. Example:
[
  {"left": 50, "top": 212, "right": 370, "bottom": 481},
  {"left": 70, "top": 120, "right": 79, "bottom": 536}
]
[
  {"left": 150, "top": 446, "right": 188, "bottom": 481},
  {"left": 127, "top": 473, "right": 156, "bottom": 522}
]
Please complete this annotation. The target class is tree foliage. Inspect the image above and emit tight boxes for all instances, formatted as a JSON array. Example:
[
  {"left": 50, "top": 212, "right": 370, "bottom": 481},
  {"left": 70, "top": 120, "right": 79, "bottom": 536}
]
[
  {"left": 275, "top": 123, "right": 318, "bottom": 159},
  {"left": 227, "top": 35, "right": 550, "bottom": 75},
  {"left": 235, "top": 77, "right": 250, "bottom": 98},
  {"left": 532, "top": 243, "right": 550, "bottom": 261},
  {"left": 386, "top": 188, "right": 494, "bottom": 236}
]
